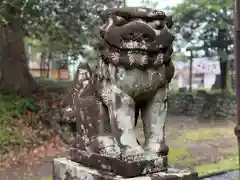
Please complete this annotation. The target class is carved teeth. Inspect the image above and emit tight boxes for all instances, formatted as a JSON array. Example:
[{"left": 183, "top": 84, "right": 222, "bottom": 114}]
[
  {"left": 128, "top": 50, "right": 148, "bottom": 55},
  {"left": 120, "top": 40, "right": 166, "bottom": 52},
  {"left": 122, "top": 40, "right": 147, "bottom": 50}
]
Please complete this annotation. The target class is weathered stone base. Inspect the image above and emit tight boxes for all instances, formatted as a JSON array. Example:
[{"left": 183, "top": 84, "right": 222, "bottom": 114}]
[
  {"left": 53, "top": 157, "right": 198, "bottom": 180},
  {"left": 70, "top": 148, "right": 167, "bottom": 177}
]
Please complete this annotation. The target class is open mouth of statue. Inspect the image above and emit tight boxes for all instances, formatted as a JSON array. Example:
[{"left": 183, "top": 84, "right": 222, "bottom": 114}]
[
  {"left": 115, "top": 44, "right": 168, "bottom": 55},
  {"left": 119, "top": 40, "right": 168, "bottom": 54},
  {"left": 104, "top": 38, "right": 168, "bottom": 54}
]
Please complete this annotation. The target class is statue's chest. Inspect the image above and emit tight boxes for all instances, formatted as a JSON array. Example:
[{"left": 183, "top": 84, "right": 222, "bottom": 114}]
[{"left": 115, "top": 67, "right": 166, "bottom": 98}]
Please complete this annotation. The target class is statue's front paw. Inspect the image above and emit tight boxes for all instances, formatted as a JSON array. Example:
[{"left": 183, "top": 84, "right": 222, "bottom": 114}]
[
  {"left": 86, "top": 135, "right": 121, "bottom": 156},
  {"left": 99, "top": 145, "right": 121, "bottom": 157},
  {"left": 123, "top": 145, "right": 144, "bottom": 156},
  {"left": 144, "top": 142, "right": 169, "bottom": 156}
]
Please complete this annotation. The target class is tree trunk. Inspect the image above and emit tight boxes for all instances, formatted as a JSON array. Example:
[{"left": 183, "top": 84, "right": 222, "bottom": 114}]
[
  {"left": 40, "top": 53, "right": 44, "bottom": 77},
  {"left": 218, "top": 47, "right": 231, "bottom": 91},
  {"left": 0, "top": 23, "right": 38, "bottom": 96},
  {"left": 47, "top": 50, "right": 52, "bottom": 78},
  {"left": 58, "top": 68, "right": 61, "bottom": 80},
  {"left": 219, "top": 60, "right": 227, "bottom": 90},
  {"left": 47, "top": 61, "right": 50, "bottom": 78},
  {"left": 219, "top": 60, "right": 231, "bottom": 91}
]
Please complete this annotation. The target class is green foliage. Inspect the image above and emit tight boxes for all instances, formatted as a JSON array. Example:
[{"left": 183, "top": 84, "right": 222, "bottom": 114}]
[
  {"left": 0, "top": 95, "right": 36, "bottom": 120},
  {"left": 170, "top": 0, "right": 233, "bottom": 90},
  {"left": 168, "top": 90, "right": 236, "bottom": 119},
  {"left": 0, "top": 126, "right": 24, "bottom": 153},
  {"left": 171, "top": 0, "right": 233, "bottom": 55},
  {"left": 195, "top": 157, "right": 238, "bottom": 175},
  {"left": 0, "top": 0, "right": 123, "bottom": 65},
  {"left": 0, "top": 94, "right": 36, "bottom": 152}
]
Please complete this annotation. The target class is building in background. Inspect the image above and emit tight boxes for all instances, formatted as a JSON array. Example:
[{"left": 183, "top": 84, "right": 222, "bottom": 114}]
[
  {"left": 28, "top": 52, "right": 69, "bottom": 80},
  {"left": 174, "top": 57, "right": 220, "bottom": 89}
]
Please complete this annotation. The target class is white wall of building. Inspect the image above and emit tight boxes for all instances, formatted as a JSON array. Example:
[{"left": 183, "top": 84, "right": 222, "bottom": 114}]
[{"left": 174, "top": 57, "right": 220, "bottom": 89}]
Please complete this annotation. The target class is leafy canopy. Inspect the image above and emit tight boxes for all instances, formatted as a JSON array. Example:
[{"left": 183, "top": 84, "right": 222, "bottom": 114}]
[
  {"left": 171, "top": 0, "right": 233, "bottom": 56},
  {"left": 0, "top": 0, "right": 123, "bottom": 56}
]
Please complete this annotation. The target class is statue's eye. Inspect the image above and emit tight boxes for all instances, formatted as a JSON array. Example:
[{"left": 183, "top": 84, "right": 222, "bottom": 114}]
[
  {"left": 148, "top": 20, "right": 164, "bottom": 30},
  {"left": 114, "top": 16, "right": 127, "bottom": 26}
]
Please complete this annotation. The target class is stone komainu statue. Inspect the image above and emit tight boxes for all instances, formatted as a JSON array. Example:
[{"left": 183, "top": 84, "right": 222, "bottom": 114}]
[{"left": 64, "top": 7, "right": 175, "bottom": 177}]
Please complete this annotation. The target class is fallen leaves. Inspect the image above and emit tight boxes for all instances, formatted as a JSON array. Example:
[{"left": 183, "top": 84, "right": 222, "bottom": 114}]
[{"left": 0, "top": 135, "right": 68, "bottom": 169}]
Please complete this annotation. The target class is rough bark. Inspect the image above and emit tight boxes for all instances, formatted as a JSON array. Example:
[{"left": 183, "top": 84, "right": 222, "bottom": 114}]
[
  {"left": 219, "top": 60, "right": 228, "bottom": 90},
  {"left": 0, "top": 23, "right": 38, "bottom": 96},
  {"left": 219, "top": 59, "right": 232, "bottom": 91}
]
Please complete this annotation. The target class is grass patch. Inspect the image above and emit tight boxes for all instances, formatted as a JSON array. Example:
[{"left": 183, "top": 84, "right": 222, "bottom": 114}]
[
  {"left": 179, "top": 128, "right": 233, "bottom": 141},
  {"left": 168, "top": 147, "right": 198, "bottom": 168},
  {"left": 168, "top": 147, "right": 189, "bottom": 164},
  {"left": 222, "top": 147, "right": 238, "bottom": 155},
  {"left": 41, "top": 176, "right": 52, "bottom": 180},
  {"left": 0, "top": 94, "right": 36, "bottom": 153},
  {"left": 165, "top": 120, "right": 237, "bottom": 175},
  {"left": 195, "top": 156, "right": 238, "bottom": 175},
  {"left": 181, "top": 156, "right": 197, "bottom": 165}
]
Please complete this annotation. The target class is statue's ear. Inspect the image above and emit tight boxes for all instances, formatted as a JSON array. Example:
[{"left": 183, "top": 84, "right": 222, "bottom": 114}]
[{"left": 97, "top": 10, "right": 108, "bottom": 22}]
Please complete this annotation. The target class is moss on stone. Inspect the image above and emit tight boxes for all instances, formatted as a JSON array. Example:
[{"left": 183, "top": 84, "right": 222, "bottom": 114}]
[{"left": 195, "top": 156, "right": 238, "bottom": 175}]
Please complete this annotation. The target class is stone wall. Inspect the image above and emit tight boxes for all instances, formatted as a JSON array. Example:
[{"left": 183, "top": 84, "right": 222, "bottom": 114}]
[{"left": 168, "top": 90, "right": 236, "bottom": 119}]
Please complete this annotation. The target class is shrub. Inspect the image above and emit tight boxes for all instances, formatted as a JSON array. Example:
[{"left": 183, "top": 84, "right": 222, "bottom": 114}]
[
  {"left": 168, "top": 90, "right": 236, "bottom": 120},
  {"left": 0, "top": 94, "right": 36, "bottom": 153}
]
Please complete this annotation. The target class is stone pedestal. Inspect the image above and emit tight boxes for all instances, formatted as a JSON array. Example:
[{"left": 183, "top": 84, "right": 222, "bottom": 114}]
[
  {"left": 53, "top": 157, "right": 198, "bottom": 180},
  {"left": 70, "top": 148, "right": 167, "bottom": 178}
]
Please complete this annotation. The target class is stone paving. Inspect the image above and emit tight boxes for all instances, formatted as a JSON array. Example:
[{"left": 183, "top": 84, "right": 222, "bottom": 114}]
[{"left": 201, "top": 170, "right": 239, "bottom": 180}]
